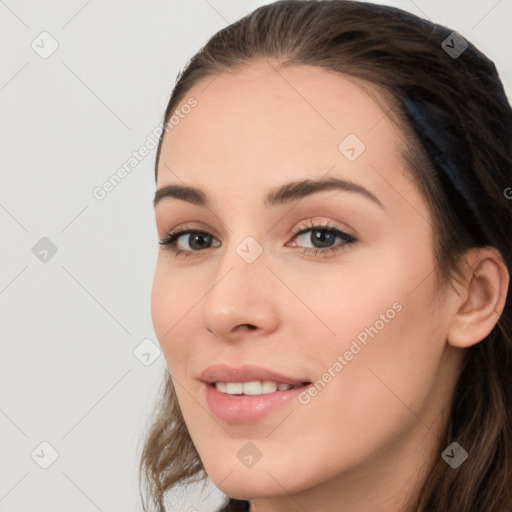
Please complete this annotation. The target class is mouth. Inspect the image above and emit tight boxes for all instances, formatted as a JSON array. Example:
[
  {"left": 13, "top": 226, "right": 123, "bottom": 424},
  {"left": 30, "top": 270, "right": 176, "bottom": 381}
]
[
  {"left": 202, "top": 380, "right": 312, "bottom": 424},
  {"left": 208, "top": 380, "right": 311, "bottom": 395},
  {"left": 198, "top": 363, "right": 312, "bottom": 424},
  {"left": 199, "top": 363, "right": 310, "bottom": 387}
]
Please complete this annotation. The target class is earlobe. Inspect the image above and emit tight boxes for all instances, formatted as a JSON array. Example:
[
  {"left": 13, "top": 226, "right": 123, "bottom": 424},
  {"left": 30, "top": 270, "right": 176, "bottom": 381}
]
[{"left": 447, "top": 248, "right": 509, "bottom": 349}]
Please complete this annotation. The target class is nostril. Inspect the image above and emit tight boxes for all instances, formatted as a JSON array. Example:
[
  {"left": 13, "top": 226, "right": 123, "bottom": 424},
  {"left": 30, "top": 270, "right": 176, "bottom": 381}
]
[{"left": 234, "top": 324, "right": 257, "bottom": 333}]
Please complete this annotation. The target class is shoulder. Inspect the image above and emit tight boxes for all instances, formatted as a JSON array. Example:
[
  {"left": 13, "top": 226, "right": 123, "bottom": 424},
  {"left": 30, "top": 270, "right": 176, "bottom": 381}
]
[{"left": 216, "top": 497, "right": 250, "bottom": 512}]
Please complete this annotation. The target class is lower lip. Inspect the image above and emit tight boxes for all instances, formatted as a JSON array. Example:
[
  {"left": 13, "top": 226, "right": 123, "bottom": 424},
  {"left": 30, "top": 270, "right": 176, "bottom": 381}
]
[{"left": 203, "top": 382, "right": 311, "bottom": 424}]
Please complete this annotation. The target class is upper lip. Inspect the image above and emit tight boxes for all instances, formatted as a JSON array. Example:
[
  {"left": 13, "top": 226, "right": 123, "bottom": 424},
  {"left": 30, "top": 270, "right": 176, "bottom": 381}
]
[{"left": 199, "top": 364, "right": 310, "bottom": 385}]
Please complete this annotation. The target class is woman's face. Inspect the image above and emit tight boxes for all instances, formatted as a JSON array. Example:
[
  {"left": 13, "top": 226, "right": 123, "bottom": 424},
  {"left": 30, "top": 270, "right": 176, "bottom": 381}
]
[{"left": 151, "top": 61, "right": 463, "bottom": 506}]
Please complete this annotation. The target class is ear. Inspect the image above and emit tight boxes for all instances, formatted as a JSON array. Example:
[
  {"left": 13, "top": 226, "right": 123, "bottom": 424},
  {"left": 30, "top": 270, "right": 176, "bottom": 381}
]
[{"left": 447, "top": 247, "right": 509, "bottom": 349}]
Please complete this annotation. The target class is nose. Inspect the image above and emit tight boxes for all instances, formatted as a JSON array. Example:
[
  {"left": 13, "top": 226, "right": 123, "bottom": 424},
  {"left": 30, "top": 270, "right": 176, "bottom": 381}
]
[{"left": 200, "top": 240, "right": 280, "bottom": 342}]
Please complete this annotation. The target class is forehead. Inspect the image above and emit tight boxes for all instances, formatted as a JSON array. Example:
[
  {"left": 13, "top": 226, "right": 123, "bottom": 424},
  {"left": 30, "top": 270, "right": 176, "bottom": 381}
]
[{"left": 157, "top": 60, "right": 406, "bottom": 206}]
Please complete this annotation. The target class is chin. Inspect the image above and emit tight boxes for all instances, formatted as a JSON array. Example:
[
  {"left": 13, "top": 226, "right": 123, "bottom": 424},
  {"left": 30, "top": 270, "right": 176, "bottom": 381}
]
[
  {"left": 212, "top": 471, "right": 297, "bottom": 501},
  {"left": 201, "top": 450, "right": 320, "bottom": 500}
]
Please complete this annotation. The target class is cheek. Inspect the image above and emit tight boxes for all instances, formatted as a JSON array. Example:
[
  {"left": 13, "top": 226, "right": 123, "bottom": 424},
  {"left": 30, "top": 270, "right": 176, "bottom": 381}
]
[
  {"left": 287, "top": 245, "right": 422, "bottom": 349},
  {"left": 295, "top": 237, "right": 439, "bottom": 378},
  {"left": 297, "top": 243, "right": 443, "bottom": 433},
  {"left": 150, "top": 260, "right": 196, "bottom": 371}
]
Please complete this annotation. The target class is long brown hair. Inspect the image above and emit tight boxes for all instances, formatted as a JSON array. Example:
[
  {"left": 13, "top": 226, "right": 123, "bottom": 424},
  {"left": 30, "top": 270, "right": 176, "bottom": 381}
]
[{"left": 140, "top": 1, "right": 512, "bottom": 510}]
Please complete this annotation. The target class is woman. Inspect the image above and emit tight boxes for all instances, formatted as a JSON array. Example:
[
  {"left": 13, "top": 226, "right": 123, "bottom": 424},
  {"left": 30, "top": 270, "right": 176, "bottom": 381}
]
[{"left": 140, "top": 1, "right": 512, "bottom": 511}]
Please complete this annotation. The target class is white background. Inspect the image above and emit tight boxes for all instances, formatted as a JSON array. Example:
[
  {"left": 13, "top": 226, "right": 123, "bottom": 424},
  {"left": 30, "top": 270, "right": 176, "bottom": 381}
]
[{"left": 1, "top": 1, "right": 511, "bottom": 511}]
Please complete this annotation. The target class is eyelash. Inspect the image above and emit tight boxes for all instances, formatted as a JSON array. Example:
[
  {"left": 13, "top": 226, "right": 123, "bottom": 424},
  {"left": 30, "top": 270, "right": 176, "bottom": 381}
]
[{"left": 159, "top": 220, "right": 357, "bottom": 259}]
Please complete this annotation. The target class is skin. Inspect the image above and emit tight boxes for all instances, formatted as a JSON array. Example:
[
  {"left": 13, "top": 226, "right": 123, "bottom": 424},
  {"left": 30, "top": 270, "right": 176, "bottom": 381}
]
[{"left": 151, "top": 60, "right": 509, "bottom": 512}]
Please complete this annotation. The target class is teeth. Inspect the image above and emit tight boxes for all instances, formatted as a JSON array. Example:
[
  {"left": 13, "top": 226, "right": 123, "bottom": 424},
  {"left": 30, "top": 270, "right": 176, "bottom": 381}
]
[
  {"left": 226, "top": 382, "right": 243, "bottom": 394},
  {"left": 262, "top": 381, "right": 278, "bottom": 393},
  {"left": 214, "top": 380, "right": 295, "bottom": 395}
]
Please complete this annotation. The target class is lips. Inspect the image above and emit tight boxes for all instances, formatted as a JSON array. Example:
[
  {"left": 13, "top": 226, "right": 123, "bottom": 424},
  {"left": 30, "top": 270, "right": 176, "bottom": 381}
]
[
  {"left": 198, "top": 363, "right": 313, "bottom": 424},
  {"left": 198, "top": 363, "right": 310, "bottom": 386}
]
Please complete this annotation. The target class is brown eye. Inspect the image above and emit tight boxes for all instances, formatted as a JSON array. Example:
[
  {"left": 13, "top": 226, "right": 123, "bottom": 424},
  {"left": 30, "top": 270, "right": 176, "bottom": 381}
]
[
  {"left": 288, "top": 219, "right": 357, "bottom": 258},
  {"left": 159, "top": 229, "right": 220, "bottom": 257}
]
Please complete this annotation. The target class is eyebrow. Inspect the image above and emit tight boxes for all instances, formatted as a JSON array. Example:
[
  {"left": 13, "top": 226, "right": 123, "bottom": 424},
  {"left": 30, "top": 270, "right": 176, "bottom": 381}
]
[{"left": 153, "top": 176, "right": 384, "bottom": 210}]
